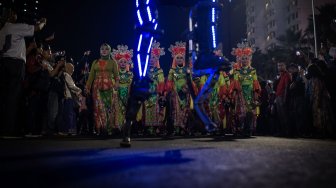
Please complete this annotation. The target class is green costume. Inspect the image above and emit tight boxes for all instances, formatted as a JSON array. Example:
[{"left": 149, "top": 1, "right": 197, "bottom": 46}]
[{"left": 86, "top": 52, "right": 119, "bottom": 135}]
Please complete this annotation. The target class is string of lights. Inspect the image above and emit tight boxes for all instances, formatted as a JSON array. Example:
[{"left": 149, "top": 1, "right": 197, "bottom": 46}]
[{"left": 135, "top": 0, "right": 158, "bottom": 77}]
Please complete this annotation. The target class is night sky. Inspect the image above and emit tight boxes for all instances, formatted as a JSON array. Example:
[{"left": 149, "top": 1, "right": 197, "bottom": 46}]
[{"left": 35, "top": 0, "right": 245, "bottom": 74}]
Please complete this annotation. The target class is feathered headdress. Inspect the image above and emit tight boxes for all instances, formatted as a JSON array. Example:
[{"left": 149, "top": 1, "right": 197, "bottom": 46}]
[
  {"left": 169, "top": 41, "right": 186, "bottom": 58},
  {"left": 169, "top": 41, "right": 186, "bottom": 68},
  {"left": 112, "top": 45, "right": 133, "bottom": 64},
  {"left": 231, "top": 40, "right": 254, "bottom": 60},
  {"left": 112, "top": 45, "right": 133, "bottom": 71},
  {"left": 150, "top": 41, "right": 165, "bottom": 68},
  {"left": 151, "top": 41, "right": 165, "bottom": 58}
]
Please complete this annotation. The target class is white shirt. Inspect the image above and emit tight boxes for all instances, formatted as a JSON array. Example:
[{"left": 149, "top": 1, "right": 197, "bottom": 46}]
[
  {"left": 0, "top": 22, "right": 34, "bottom": 62},
  {"left": 64, "top": 72, "right": 82, "bottom": 99}
]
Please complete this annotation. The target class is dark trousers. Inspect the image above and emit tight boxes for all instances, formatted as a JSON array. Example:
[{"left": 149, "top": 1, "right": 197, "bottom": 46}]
[
  {"left": 0, "top": 58, "right": 25, "bottom": 136},
  {"left": 61, "top": 98, "right": 75, "bottom": 133},
  {"left": 275, "top": 96, "right": 288, "bottom": 136},
  {"left": 45, "top": 91, "right": 63, "bottom": 135},
  {"left": 26, "top": 94, "right": 43, "bottom": 134},
  {"left": 122, "top": 95, "right": 142, "bottom": 139},
  {"left": 78, "top": 110, "right": 89, "bottom": 134},
  {"left": 165, "top": 92, "right": 174, "bottom": 135}
]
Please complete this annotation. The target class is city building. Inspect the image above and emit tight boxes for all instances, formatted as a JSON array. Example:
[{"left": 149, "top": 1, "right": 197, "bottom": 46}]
[{"left": 246, "top": 0, "right": 335, "bottom": 52}]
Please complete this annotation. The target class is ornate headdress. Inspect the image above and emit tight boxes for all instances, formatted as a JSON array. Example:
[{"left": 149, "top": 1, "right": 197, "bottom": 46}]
[
  {"left": 231, "top": 40, "right": 254, "bottom": 60},
  {"left": 112, "top": 45, "right": 133, "bottom": 63},
  {"left": 169, "top": 41, "right": 186, "bottom": 58},
  {"left": 112, "top": 45, "right": 133, "bottom": 70},
  {"left": 150, "top": 41, "right": 165, "bottom": 68},
  {"left": 151, "top": 41, "right": 165, "bottom": 58},
  {"left": 169, "top": 41, "right": 186, "bottom": 68}
]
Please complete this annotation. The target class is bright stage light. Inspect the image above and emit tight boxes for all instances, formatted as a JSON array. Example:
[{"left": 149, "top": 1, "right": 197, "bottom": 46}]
[{"left": 137, "top": 10, "right": 143, "bottom": 25}]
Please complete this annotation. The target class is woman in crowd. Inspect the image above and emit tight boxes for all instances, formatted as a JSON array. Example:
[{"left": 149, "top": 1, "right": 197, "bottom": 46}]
[
  {"left": 306, "top": 59, "right": 335, "bottom": 137},
  {"left": 42, "top": 46, "right": 65, "bottom": 136}
]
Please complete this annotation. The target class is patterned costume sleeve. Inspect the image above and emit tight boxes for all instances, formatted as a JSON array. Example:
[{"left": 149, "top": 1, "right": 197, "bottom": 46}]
[
  {"left": 199, "top": 75, "right": 208, "bottom": 90},
  {"left": 157, "top": 69, "right": 165, "bottom": 94},
  {"left": 165, "top": 68, "right": 174, "bottom": 92},
  {"left": 129, "top": 72, "right": 134, "bottom": 84},
  {"left": 85, "top": 60, "right": 96, "bottom": 90},
  {"left": 111, "top": 59, "right": 120, "bottom": 81},
  {"left": 252, "top": 69, "right": 261, "bottom": 95},
  {"left": 229, "top": 70, "right": 242, "bottom": 94},
  {"left": 218, "top": 73, "right": 228, "bottom": 99}
]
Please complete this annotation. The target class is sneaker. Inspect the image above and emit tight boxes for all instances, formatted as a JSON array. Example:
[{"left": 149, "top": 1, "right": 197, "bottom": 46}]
[
  {"left": 1, "top": 136, "right": 23, "bottom": 139},
  {"left": 120, "top": 137, "right": 131, "bottom": 147},
  {"left": 205, "top": 122, "right": 218, "bottom": 133},
  {"left": 24, "top": 133, "right": 33, "bottom": 137},
  {"left": 24, "top": 133, "right": 42, "bottom": 138},
  {"left": 57, "top": 132, "right": 68, "bottom": 136}
]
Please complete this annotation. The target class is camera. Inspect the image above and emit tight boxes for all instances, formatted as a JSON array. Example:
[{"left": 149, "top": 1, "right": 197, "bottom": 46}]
[
  {"left": 53, "top": 51, "right": 66, "bottom": 61},
  {"left": 52, "top": 51, "right": 66, "bottom": 67}
]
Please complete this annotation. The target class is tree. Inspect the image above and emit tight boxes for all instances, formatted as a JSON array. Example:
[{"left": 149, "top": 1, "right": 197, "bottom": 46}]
[
  {"left": 252, "top": 47, "right": 277, "bottom": 80},
  {"left": 306, "top": 4, "right": 336, "bottom": 48},
  {"left": 251, "top": 29, "right": 304, "bottom": 80},
  {"left": 277, "top": 29, "right": 304, "bottom": 51}
]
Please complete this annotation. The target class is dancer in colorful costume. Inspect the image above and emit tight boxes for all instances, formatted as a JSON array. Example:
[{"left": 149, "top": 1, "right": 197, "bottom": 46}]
[
  {"left": 217, "top": 71, "right": 231, "bottom": 132},
  {"left": 230, "top": 41, "right": 260, "bottom": 136},
  {"left": 210, "top": 47, "right": 231, "bottom": 132},
  {"left": 111, "top": 45, "right": 134, "bottom": 130},
  {"left": 166, "top": 42, "right": 192, "bottom": 134},
  {"left": 140, "top": 41, "right": 166, "bottom": 135},
  {"left": 85, "top": 43, "right": 119, "bottom": 136}
]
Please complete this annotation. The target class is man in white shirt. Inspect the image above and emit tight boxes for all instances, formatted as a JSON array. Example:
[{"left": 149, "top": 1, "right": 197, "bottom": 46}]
[{"left": 0, "top": 8, "right": 46, "bottom": 137}]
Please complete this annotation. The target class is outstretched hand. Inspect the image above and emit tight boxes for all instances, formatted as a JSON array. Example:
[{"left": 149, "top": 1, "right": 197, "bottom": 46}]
[{"left": 35, "top": 18, "right": 47, "bottom": 31}]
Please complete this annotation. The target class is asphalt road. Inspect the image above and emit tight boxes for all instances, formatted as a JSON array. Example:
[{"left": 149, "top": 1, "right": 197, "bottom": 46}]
[{"left": 1, "top": 136, "right": 335, "bottom": 188}]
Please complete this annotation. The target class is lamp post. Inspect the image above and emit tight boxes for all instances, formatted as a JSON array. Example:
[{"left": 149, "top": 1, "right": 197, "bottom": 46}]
[{"left": 312, "top": 0, "right": 317, "bottom": 58}]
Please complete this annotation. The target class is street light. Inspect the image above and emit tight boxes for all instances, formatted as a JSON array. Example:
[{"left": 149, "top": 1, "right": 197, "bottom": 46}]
[{"left": 312, "top": 0, "right": 317, "bottom": 58}]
